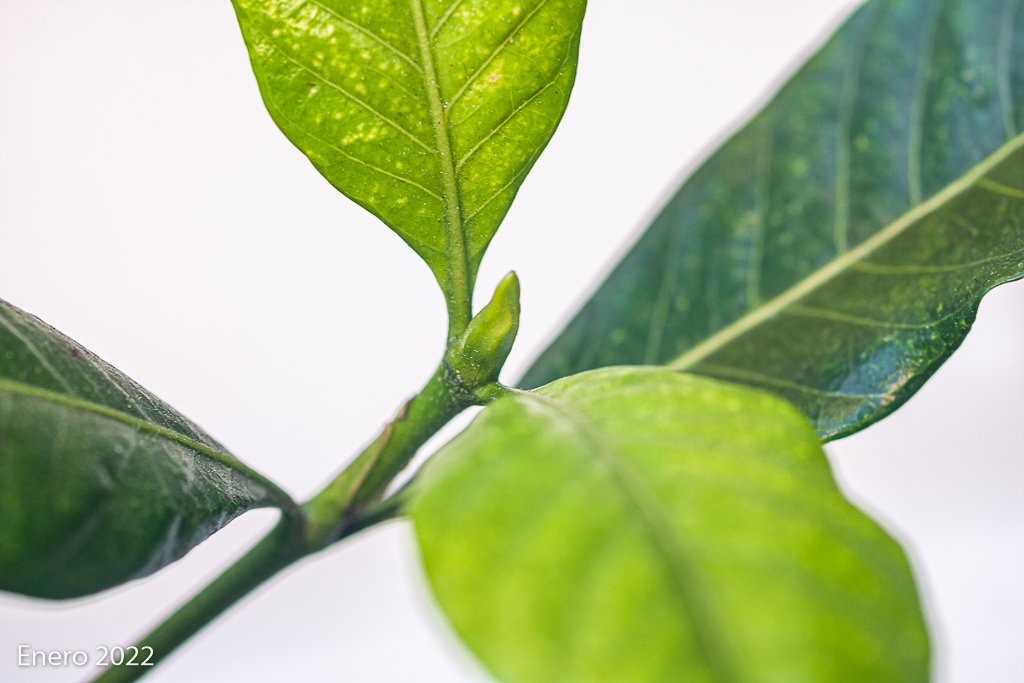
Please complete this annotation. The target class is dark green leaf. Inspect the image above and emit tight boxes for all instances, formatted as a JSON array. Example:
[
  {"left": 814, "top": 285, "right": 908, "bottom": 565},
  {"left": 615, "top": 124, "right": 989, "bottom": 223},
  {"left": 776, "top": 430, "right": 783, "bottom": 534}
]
[
  {"left": 232, "top": 0, "right": 586, "bottom": 302},
  {"left": 521, "top": 0, "right": 1024, "bottom": 441},
  {"left": 0, "top": 300, "right": 295, "bottom": 599},
  {"left": 414, "top": 367, "right": 929, "bottom": 683}
]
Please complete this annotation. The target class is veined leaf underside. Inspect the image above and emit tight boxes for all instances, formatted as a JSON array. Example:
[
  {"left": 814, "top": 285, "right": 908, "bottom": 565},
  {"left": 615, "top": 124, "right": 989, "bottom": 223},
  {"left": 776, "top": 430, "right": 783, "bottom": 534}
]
[
  {"left": 521, "top": 0, "right": 1024, "bottom": 440},
  {"left": 234, "top": 0, "right": 585, "bottom": 294},
  {"left": 0, "top": 299, "right": 292, "bottom": 506},
  {"left": 0, "top": 299, "right": 294, "bottom": 598}
]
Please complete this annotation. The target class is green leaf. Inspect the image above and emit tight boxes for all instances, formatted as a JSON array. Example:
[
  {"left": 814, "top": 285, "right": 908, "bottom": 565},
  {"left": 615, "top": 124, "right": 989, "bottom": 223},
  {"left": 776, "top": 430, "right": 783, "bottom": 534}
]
[
  {"left": 0, "top": 300, "right": 295, "bottom": 599},
  {"left": 231, "top": 0, "right": 586, "bottom": 318},
  {"left": 414, "top": 367, "right": 929, "bottom": 683},
  {"left": 520, "top": 0, "right": 1024, "bottom": 441}
]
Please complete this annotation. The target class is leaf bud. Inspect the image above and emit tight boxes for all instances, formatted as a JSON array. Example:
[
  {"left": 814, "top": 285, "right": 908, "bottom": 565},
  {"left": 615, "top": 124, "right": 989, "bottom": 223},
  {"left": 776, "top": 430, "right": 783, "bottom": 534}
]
[{"left": 448, "top": 271, "right": 521, "bottom": 388}]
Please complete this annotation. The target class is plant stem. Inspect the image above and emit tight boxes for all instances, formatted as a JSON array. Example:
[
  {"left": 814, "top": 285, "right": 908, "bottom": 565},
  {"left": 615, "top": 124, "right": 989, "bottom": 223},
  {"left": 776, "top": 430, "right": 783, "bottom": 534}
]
[
  {"left": 319, "top": 364, "right": 470, "bottom": 518},
  {"left": 87, "top": 276, "right": 522, "bottom": 683},
  {"left": 87, "top": 357, "right": 480, "bottom": 683},
  {"left": 91, "top": 516, "right": 303, "bottom": 683}
]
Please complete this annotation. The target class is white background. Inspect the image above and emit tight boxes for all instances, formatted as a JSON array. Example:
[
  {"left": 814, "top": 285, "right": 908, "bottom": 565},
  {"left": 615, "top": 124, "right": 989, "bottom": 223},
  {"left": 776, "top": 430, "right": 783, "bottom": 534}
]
[{"left": 1, "top": 0, "right": 1021, "bottom": 680}]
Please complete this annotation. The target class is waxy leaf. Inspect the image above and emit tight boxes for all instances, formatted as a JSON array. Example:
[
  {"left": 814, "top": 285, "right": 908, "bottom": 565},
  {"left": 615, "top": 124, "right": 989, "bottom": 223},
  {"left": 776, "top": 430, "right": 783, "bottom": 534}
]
[
  {"left": 521, "top": 0, "right": 1024, "bottom": 440},
  {"left": 0, "top": 300, "right": 295, "bottom": 599},
  {"left": 415, "top": 368, "right": 929, "bottom": 683},
  {"left": 232, "top": 0, "right": 586, "bottom": 302}
]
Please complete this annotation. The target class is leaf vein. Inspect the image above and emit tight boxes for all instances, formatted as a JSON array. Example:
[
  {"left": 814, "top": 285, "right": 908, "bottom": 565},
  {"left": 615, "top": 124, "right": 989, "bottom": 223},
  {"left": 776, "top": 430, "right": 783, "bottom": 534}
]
[
  {"left": 521, "top": 392, "right": 740, "bottom": 683},
  {"left": 0, "top": 308, "right": 75, "bottom": 396},
  {"left": 428, "top": 0, "right": 467, "bottom": 40},
  {"left": 694, "top": 364, "right": 891, "bottom": 401},
  {"left": 303, "top": 0, "right": 423, "bottom": 72},
  {"left": 852, "top": 244, "right": 1024, "bottom": 274},
  {"left": 411, "top": 0, "right": 471, "bottom": 313},
  {"left": 783, "top": 302, "right": 970, "bottom": 330},
  {"left": 257, "top": 78, "right": 446, "bottom": 252},
  {"left": 454, "top": 29, "right": 575, "bottom": 171},
  {"left": 445, "top": 0, "right": 554, "bottom": 113},
  {"left": 666, "top": 131, "right": 1024, "bottom": 371},
  {"left": 834, "top": 5, "right": 876, "bottom": 254},
  {"left": 907, "top": 0, "right": 945, "bottom": 206},
  {"left": 996, "top": 0, "right": 1020, "bottom": 138},
  {"left": 462, "top": 144, "right": 544, "bottom": 225},
  {"left": 255, "top": 26, "right": 436, "bottom": 152},
  {"left": 977, "top": 176, "right": 1024, "bottom": 199},
  {"left": 0, "top": 378, "right": 297, "bottom": 512}
]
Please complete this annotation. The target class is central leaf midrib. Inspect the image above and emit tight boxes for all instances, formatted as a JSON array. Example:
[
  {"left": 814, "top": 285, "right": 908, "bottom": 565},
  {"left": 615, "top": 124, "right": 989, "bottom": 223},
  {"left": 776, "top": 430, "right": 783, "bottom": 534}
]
[
  {"left": 524, "top": 391, "right": 740, "bottom": 683},
  {"left": 410, "top": 0, "right": 470, "bottom": 328},
  {"left": 668, "top": 130, "right": 1024, "bottom": 371}
]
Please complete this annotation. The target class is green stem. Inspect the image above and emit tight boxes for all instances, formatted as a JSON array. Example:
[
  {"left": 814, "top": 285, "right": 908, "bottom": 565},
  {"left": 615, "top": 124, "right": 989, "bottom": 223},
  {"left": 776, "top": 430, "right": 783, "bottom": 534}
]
[
  {"left": 88, "top": 358, "right": 480, "bottom": 683},
  {"left": 345, "top": 365, "right": 470, "bottom": 503},
  {"left": 301, "top": 361, "right": 473, "bottom": 551},
  {"left": 91, "top": 516, "right": 303, "bottom": 683},
  {"left": 87, "top": 274, "right": 522, "bottom": 682}
]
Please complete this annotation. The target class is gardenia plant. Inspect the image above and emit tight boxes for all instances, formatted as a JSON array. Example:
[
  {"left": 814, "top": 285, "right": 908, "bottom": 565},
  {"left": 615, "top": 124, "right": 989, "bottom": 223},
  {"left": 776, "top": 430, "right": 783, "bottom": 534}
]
[{"left": 1, "top": 0, "right": 1022, "bottom": 681}]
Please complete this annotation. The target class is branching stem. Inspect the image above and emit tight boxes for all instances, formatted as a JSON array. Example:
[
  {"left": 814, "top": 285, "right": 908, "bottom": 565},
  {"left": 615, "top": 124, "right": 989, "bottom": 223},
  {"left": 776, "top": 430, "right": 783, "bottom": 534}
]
[{"left": 89, "top": 355, "right": 510, "bottom": 683}]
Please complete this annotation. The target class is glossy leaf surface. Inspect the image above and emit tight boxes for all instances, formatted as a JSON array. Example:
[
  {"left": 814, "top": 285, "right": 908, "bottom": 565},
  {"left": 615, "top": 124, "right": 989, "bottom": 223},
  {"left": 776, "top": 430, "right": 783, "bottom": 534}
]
[
  {"left": 232, "top": 0, "right": 586, "bottom": 302},
  {"left": 0, "top": 300, "right": 294, "bottom": 599},
  {"left": 521, "top": 0, "right": 1024, "bottom": 440},
  {"left": 415, "top": 367, "right": 929, "bottom": 683}
]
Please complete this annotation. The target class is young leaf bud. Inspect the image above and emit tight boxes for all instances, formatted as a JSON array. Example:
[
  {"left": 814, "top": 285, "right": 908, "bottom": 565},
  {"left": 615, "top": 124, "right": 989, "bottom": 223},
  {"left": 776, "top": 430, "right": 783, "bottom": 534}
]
[{"left": 448, "top": 272, "right": 521, "bottom": 388}]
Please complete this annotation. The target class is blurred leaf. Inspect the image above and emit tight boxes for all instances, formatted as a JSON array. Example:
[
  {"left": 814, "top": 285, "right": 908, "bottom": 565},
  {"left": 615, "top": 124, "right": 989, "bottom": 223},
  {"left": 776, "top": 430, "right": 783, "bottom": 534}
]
[
  {"left": 521, "top": 0, "right": 1024, "bottom": 440},
  {"left": 232, "top": 0, "right": 586, "bottom": 300},
  {"left": 0, "top": 300, "right": 295, "bottom": 599},
  {"left": 414, "top": 367, "right": 929, "bottom": 683}
]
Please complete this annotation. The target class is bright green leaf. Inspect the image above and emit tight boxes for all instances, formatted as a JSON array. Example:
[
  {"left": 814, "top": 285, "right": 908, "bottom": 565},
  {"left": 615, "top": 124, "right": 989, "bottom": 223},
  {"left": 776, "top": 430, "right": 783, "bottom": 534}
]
[
  {"left": 232, "top": 0, "right": 586, "bottom": 313},
  {"left": 521, "top": 0, "right": 1024, "bottom": 441},
  {"left": 0, "top": 300, "right": 295, "bottom": 599},
  {"left": 414, "top": 367, "right": 929, "bottom": 683}
]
